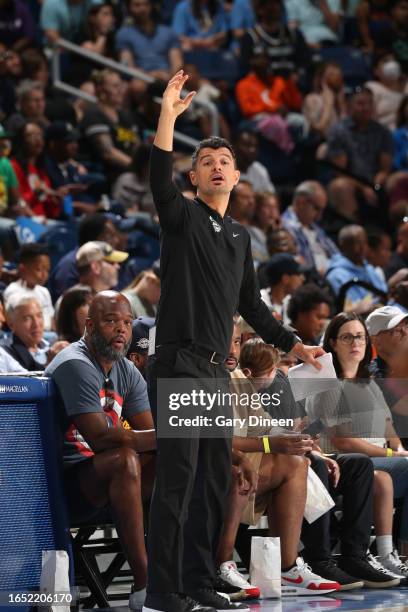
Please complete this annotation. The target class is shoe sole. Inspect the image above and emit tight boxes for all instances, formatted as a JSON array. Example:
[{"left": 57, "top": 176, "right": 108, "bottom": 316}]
[
  {"left": 338, "top": 581, "right": 364, "bottom": 591},
  {"left": 224, "top": 588, "right": 260, "bottom": 601},
  {"left": 282, "top": 586, "right": 338, "bottom": 596},
  {"left": 363, "top": 578, "right": 400, "bottom": 588}
]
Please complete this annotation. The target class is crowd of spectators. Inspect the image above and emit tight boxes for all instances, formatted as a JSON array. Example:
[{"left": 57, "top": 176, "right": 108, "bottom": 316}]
[{"left": 2, "top": 0, "right": 408, "bottom": 607}]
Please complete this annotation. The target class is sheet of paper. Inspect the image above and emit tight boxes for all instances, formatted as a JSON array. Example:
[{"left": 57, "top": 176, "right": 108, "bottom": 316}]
[{"left": 288, "top": 353, "right": 340, "bottom": 402}]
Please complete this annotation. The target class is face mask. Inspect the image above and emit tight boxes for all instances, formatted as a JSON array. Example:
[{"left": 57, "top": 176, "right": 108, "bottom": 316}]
[{"left": 382, "top": 61, "right": 401, "bottom": 80}]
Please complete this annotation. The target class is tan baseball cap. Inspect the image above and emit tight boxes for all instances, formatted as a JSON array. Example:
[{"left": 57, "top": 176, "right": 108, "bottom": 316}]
[{"left": 76, "top": 241, "right": 128, "bottom": 268}]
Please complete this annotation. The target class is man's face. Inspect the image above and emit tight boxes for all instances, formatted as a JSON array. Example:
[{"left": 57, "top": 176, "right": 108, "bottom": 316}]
[
  {"left": 189, "top": 147, "right": 240, "bottom": 198},
  {"left": 225, "top": 324, "right": 241, "bottom": 372},
  {"left": 21, "top": 255, "right": 50, "bottom": 287},
  {"left": 98, "top": 259, "right": 119, "bottom": 289},
  {"left": 128, "top": 352, "right": 148, "bottom": 378},
  {"left": 350, "top": 91, "right": 374, "bottom": 125},
  {"left": 295, "top": 189, "right": 327, "bottom": 227},
  {"left": 9, "top": 300, "right": 44, "bottom": 349},
  {"left": 367, "top": 234, "right": 392, "bottom": 269},
  {"left": 392, "top": 1, "right": 408, "bottom": 27},
  {"left": 87, "top": 298, "right": 133, "bottom": 361},
  {"left": 22, "top": 88, "right": 46, "bottom": 118},
  {"left": 231, "top": 182, "right": 256, "bottom": 222},
  {"left": 129, "top": 0, "right": 151, "bottom": 20},
  {"left": 283, "top": 272, "right": 305, "bottom": 294},
  {"left": 296, "top": 302, "right": 330, "bottom": 343},
  {"left": 343, "top": 230, "right": 367, "bottom": 264},
  {"left": 372, "top": 319, "right": 408, "bottom": 359},
  {"left": 235, "top": 132, "right": 258, "bottom": 165},
  {"left": 98, "top": 220, "right": 122, "bottom": 250}
]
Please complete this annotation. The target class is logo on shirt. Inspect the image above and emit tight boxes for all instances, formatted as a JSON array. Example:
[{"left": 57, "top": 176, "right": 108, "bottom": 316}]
[
  {"left": 210, "top": 216, "right": 222, "bottom": 233},
  {"left": 233, "top": 233, "right": 240, "bottom": 238}
]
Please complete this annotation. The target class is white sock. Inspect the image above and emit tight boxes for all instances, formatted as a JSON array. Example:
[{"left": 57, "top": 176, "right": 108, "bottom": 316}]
[
  {"left": 377, "top": 535, "right": 393, "bottom": 558},
  {"left": 130, "top": 587, "right": 146, "bottom": 604}
]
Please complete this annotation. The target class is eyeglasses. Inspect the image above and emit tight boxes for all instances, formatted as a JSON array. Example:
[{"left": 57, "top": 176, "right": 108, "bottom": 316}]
[
  {"left": 388, "top": 325, "right": 408, "bottom": 338},
  {"left": 336, "top": 333, "right": 368, "bottom": 345}
]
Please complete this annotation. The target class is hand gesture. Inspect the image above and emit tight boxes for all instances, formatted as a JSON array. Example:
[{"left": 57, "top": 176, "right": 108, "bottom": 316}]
[
  {"left": 290, "top": 342, "right": 325, "bottom": 370},
  {"left": 161, "top": 70, "right": 196, "bottom": 120},
  {"left": 269, "top": 433, "right": 314, "bottom": 456}
]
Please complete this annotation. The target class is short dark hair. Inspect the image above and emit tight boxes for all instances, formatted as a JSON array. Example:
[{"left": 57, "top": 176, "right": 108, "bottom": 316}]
[
  {"left": 287, "top": 283, "right": 332, "bottom": 324},
  {"left": 322, "top": 312, "right": 372, "bottom": 379},
  {"left": 19, "top": 243, "right": 49, "bottom": 265},
  {"left": 191, "top": 137, "right": 237, "bottom": 169},
  {"left": 78, "top": 213, "right": 110, "bottom": 246}
]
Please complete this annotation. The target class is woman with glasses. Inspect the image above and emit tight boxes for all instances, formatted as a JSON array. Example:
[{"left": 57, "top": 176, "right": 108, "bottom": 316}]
[{"left": 307, "top": 311, "right": 408, "bottom": 579}]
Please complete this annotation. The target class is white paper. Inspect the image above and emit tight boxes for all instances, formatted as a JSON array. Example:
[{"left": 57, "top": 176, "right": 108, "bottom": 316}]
[
  {"left": 148, "top": 326, "right": 156, "bottom": 356},
  {"left": 288, "top": 353, "right": 340, "bottom": 402}
]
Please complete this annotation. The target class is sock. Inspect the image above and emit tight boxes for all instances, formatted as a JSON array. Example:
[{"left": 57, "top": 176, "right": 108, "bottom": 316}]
[
  {"left": 130, "top": 587, "right": 146, "bottom": 604},
  {"left": 281, "top": 563, "right": 296, "bottom": 573},
  {"left": 377, "top": 535, "right": 393, "bottom": 558}
]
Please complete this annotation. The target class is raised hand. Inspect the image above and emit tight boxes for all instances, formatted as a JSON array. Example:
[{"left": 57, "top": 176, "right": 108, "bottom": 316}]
[{"left": 161, "top": 70, "right": 196, "bottom": 120}]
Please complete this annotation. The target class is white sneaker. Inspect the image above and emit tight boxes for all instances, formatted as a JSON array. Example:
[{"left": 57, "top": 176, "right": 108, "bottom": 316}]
[
  {"left": 377, "top": 551, "right": 408, "bottom": 582},
  {"left": 219, "top": 562, "right": 260, "bottom": 599},
  {"left": 281, "top": 557, "right": 340, "bottom": 596}
]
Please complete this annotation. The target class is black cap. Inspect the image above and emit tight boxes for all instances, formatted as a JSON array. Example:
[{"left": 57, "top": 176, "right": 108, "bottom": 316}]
[
  {"left": 46, "top": 121, "right": 80, "bottom": 142},
  {"left": 127, "top": 317, "right": 155, "bottom": 356},
  {"left": 264, "top": 253, "right": 307, "bottom": 286}
]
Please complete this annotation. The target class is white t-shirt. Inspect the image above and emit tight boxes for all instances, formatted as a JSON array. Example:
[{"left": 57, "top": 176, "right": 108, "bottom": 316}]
[
  {"left": 3, "top": 280, "right": 54, "bottom": 331},
  {"left": 240, "top": 162, "right": 276, "bottom": 194}
]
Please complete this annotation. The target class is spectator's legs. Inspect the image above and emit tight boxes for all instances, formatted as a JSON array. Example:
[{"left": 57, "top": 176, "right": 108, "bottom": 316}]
[
  {"left": 335, "top": 454, "right": 373, "bottom": 558},
  {"left": 371, "top": 457, "right": 408, "bottom": 549},
  {"left": 216, "top": 467, "right": 250, "bottom": 565},
  {"left": 328, "top": 177, "right": 359, "bottom": 221},
  {"left": 373, "top": 470, "right": 394, "bottom": 537},
  {"left": 70, "top": 448, "right": 150, "bottom": 589},
  {"left": 301, "top": 454, "right": 332, "bottom": 562},
  {"left": 256, "top": 454, "right": 308, "bottom": 568}
]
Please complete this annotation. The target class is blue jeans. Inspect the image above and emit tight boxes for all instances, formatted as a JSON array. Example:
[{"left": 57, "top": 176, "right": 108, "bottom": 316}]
[{"left": 371, "top": 457, "right": 408, "bottom": 542}]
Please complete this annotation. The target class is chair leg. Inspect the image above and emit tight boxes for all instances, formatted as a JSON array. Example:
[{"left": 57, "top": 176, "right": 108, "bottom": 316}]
[
  {"left": 76, "top": 550, "right": 110, "bottom": 608},
  {"left": 86, "top": 552, "right": 127, "bottom": 608}
]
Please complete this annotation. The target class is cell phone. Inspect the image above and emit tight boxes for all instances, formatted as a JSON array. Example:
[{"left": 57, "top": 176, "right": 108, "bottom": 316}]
[{"left": 302, "top": 418, "right": 325, "bottom": 437}]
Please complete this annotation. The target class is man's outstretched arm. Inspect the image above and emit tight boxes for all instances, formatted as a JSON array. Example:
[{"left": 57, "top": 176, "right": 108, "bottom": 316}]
[{"left": 153, "top": 70, "right": 196, "bottom": 152}]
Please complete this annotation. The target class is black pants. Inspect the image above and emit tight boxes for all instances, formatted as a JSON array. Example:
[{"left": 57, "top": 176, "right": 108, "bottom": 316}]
[
  {"left": 302, "top": 453, "right": 373, "bottom": 561},
  {"left": 146, "top": 344, "right": 232, "bottom": 593}
]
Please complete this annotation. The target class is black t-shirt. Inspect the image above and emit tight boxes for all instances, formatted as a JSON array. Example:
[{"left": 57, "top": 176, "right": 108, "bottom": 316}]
[
  {"left": 81, "top": 104, "right": 141, "bottom": 167},
  {"left": 149, "top": 145, "right": 297, "bottom": 357}
]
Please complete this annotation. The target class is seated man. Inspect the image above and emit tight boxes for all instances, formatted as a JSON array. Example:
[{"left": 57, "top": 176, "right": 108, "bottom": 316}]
[
  {"left": 326, "top": 225, "right": 387, "bottom": 311},
  {"left": 282, "top": 181, "right": 338, "bottom": 275},
  {"left": 217, "top": 320, "right": 341, "bottom": 596},
  {"left": 45, "top": 291, "right": 156, "bottom": 611},
  {"left": 260, "top": 253, "right": 306, "bottom": 320},
  {"left": 126, "top": 316, "right": 155, "bottom": 380},
  {"left": 76, "top": 241, "right": 128, "bottom": 294},
  {"left": 3, "top": 295, "right": 67, "bottom": 371}
]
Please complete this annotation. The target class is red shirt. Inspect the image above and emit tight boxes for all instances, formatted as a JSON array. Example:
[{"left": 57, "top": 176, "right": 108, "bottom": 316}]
[{"left": 11, "top": 159, "right": 61, "bottom": 219}]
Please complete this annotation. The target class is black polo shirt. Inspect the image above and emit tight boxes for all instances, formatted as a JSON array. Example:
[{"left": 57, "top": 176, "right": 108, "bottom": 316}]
[{"left": 149, "top": 145, "right": 297, "bottom": 357}]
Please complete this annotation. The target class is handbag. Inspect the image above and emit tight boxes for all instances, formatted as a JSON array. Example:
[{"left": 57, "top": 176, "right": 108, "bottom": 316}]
[
  {"left": 304, "top": 465, "right": 335, "bottom": 524},
  {"left": 249, "top": 536, "right": 281, "bottom": 599}
]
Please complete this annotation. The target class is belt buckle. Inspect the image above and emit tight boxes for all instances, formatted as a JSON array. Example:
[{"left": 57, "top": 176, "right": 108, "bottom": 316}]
[{"left": 210, "top": 351, "right": 219, "bottom": 365}]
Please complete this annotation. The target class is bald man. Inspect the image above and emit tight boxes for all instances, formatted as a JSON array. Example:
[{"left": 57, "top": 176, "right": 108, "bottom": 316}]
[
  {"left": 282, "top": 181, "right": 338, "bottom": 275},
  {"left": 326, "top": 225, "right": 387, "bottom": 307},
  {"left": 45, "top": 291, "right": 156, "bottom": 611}
]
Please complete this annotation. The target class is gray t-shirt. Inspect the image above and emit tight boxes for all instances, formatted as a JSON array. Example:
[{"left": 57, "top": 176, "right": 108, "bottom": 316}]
[{"left": 46, "top": 338, "right": 150, "bottom": 465}]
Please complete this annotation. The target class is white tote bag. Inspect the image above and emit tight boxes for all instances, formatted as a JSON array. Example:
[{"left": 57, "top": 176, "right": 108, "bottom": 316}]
[
  {"left": 39, "top": 550, "right": 71, "bottom": 612},
  {"left": 304, "top": 466, "right": 335, "bottom": 524},
  {"left": 249, "top": 536, "right": 281, "bottom": 599}
]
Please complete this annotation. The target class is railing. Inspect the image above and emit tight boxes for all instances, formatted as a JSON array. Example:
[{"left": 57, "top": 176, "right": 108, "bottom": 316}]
[{"left": 51, "top": 39, "right": 220, "bottom": 147}]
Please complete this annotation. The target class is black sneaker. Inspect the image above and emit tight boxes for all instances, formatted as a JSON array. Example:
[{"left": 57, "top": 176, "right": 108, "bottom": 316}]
[
  {"left": 143, "top": 592, "right": 216, "bottom": 612},
  {"left": 307, "top": 558, "right": 364, "bottom": 591},
  {"left": 186, "top": 589, "right": 250, "bottom": 611},
  {"left": 213, "top": 576, "right": 247, "bottom": 602},
  {"left": 338, "top": 555, "right": 401, "bottom": 588}
]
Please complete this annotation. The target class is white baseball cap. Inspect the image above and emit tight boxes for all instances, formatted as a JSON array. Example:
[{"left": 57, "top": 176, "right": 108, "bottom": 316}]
[{"left": 365, "top": 305, "right": 408, "bottom": 336}]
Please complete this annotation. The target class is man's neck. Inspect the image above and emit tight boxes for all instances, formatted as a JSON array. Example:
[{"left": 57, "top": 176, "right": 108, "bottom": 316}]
[
  {"left": 270, "top": 284, "right": 286, "bottom": 305},
  {"left": 197, "top": 191, "right": 230, "bottom": 217},
  {"left": 85, "top": 337, "right": 113, "bottom": 376}
]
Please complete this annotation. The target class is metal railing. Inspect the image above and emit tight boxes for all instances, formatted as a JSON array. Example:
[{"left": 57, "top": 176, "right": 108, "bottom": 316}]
[{"left": 51, "top": 39, "right": 220, "bottom": 147}]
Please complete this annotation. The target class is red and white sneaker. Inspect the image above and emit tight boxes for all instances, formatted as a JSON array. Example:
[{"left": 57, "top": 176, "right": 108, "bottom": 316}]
[
  {"left": 281, "top": 558, "right": 340, "bottom": 596},
  {"left": 219, "top": 562, "right": 261, "bottom": 600}
]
